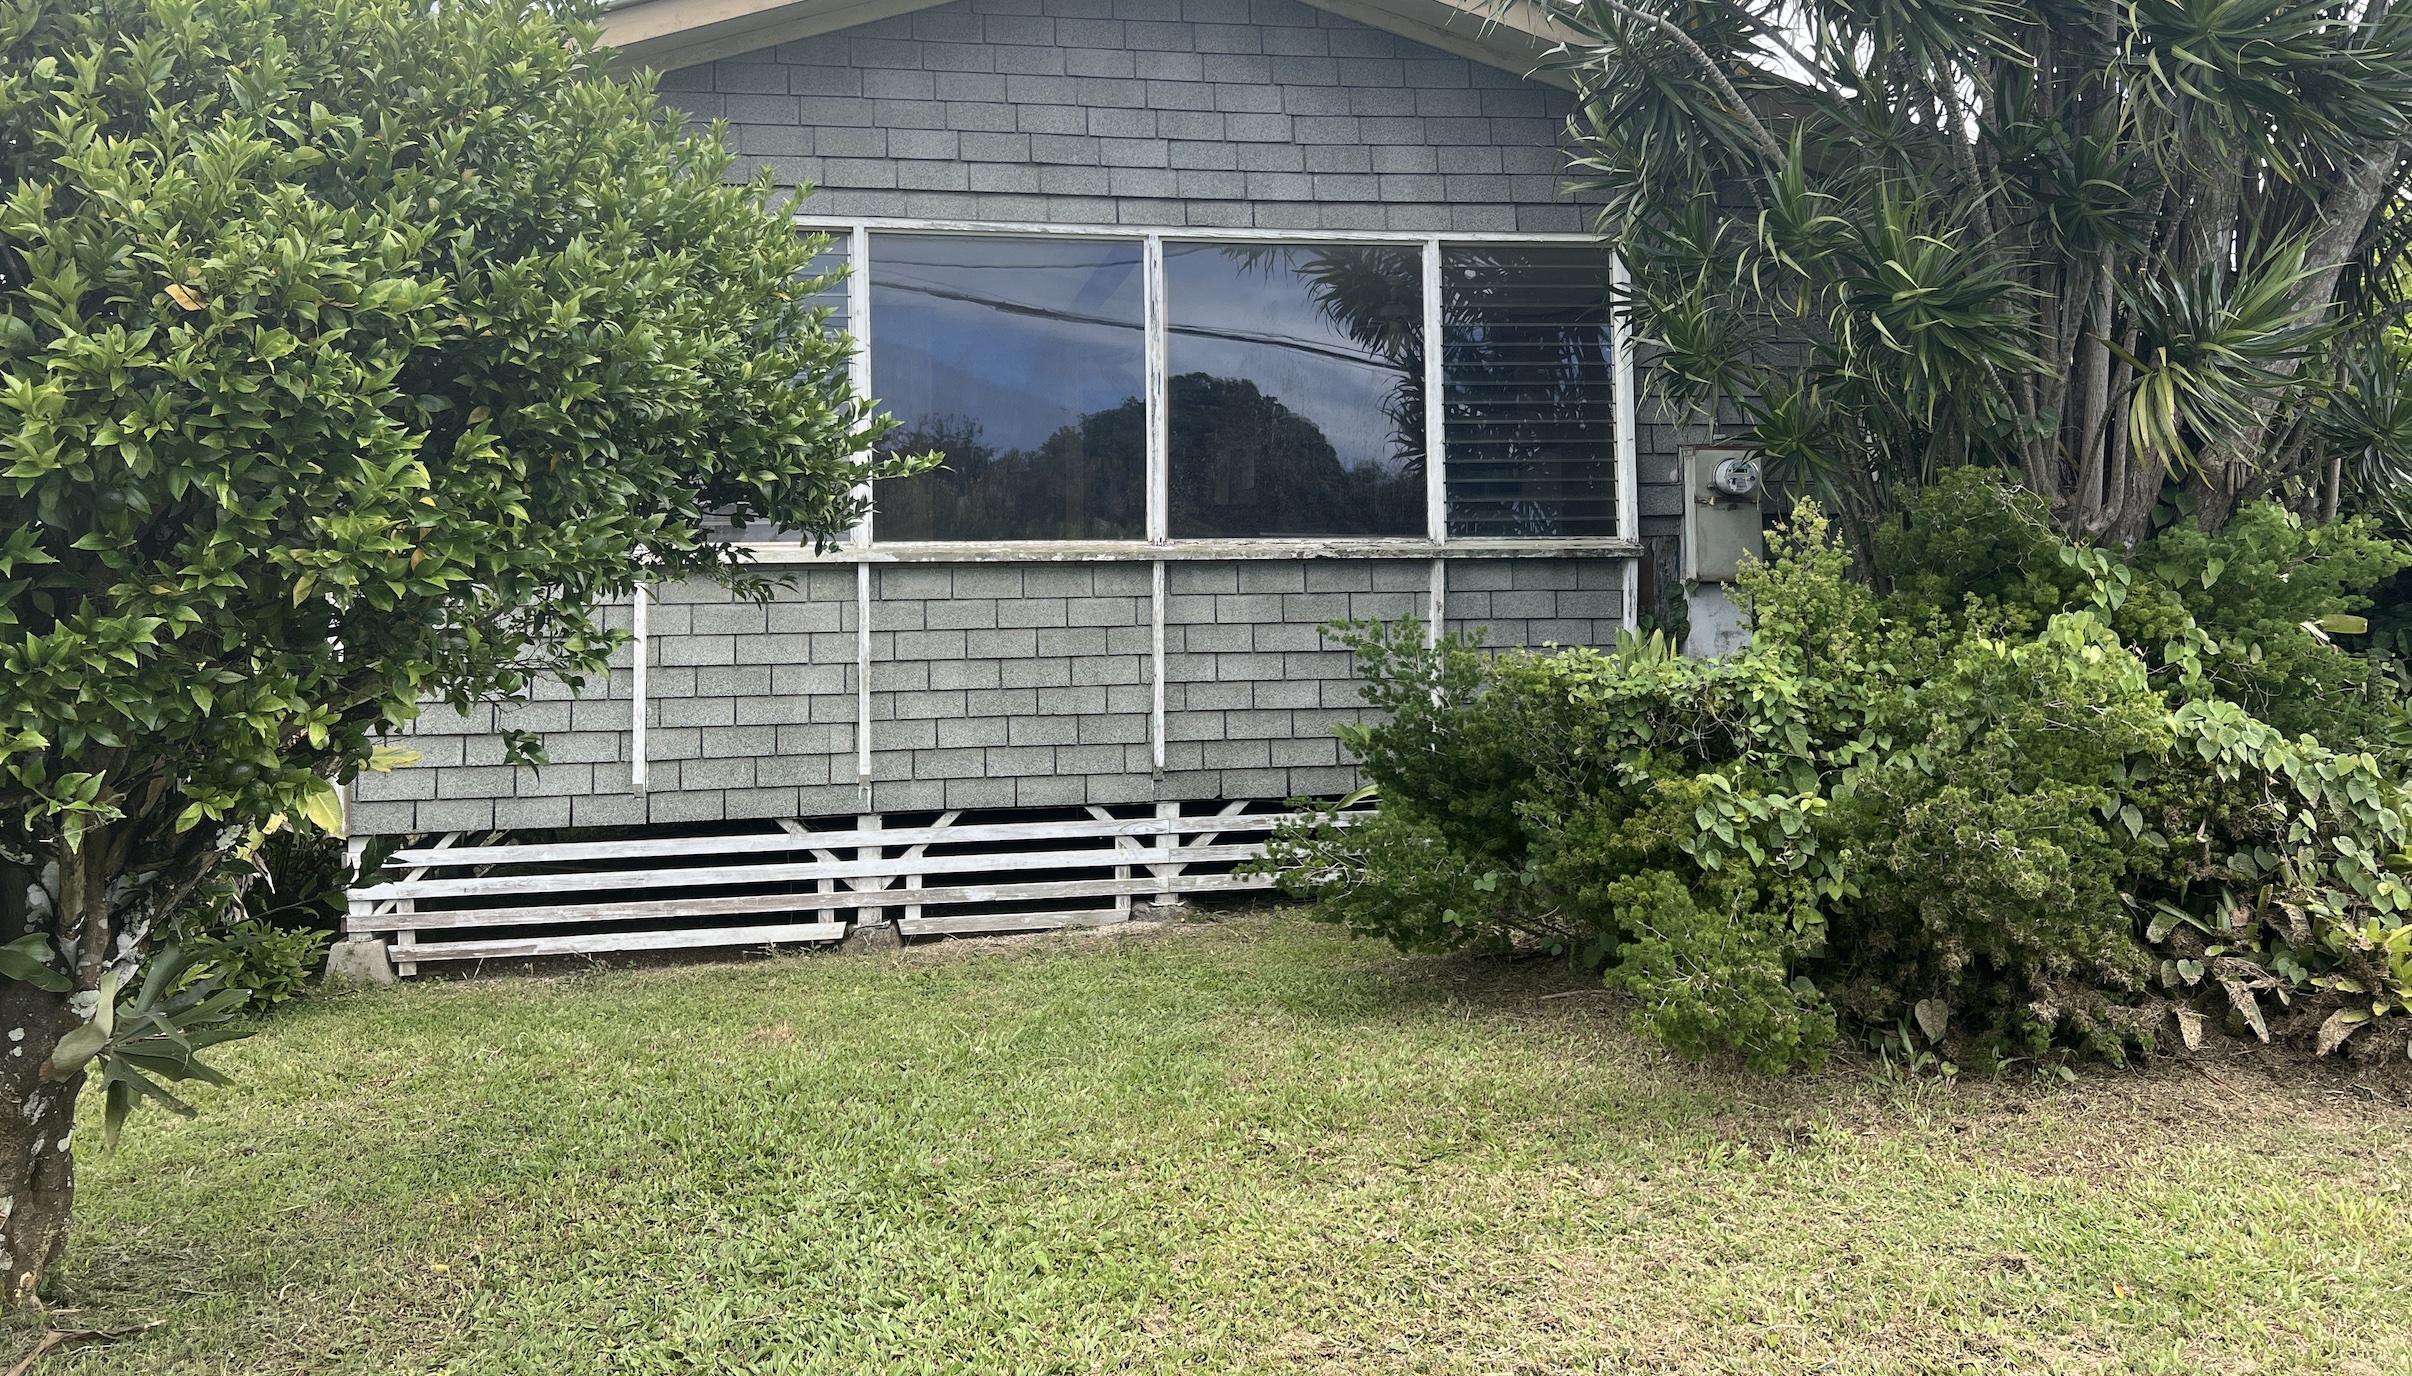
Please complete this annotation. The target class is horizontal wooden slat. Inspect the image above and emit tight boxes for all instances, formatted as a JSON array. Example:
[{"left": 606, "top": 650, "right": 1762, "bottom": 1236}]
[
  {"left": 397, "top": 922, "right": 845, "bottom": 963},
  {"left": 354, "top": 868, "right": 1279, "bottom": 934},
  {"left": 380, "top": 810, "right": 1332, "bottom": 869},
  {"left": 348, "top": 891, "right": 851, "bottom": 934},
  {"left": 358, "top": 840, "right": 1278, "bottom": 904},
  {"left": 352, "top": 799, "right": 1370, "bottom": 970},
  {"left": 896, "top": 909, "right": 1129, "bottom": 937}
]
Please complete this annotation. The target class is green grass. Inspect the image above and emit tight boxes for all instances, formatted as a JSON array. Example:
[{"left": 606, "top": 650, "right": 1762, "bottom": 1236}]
[{"left": 27, "top": 909, "right": 2412, "bottom": 1375}]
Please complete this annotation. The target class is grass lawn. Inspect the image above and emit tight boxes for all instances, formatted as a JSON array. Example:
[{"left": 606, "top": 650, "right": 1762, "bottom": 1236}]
[{"left": 26, "top": 908, "right": 2412, "bottom": 1375}]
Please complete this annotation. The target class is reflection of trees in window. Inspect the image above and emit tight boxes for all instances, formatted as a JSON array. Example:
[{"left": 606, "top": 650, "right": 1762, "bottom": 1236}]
[
  {"left": 1442, "top": 249, "right": 1618, "bottom": 538},
  {"left": 874, "top": 408, "right": 1145, "bottom": 541},
  {"left": 867, "top": 234, "right": 1145, "bottom": 541},
  {"left": 1283, "top": 246, "right": 1427, "bottom": 478},
  {"left": 865, "top": 240, "right": 1621, "bottom": 543},
  {"left": 1169, "top": 245, "right": 1427, "bottom": 537},
  {"left": 1167, "top": 374, "right": 1424, "bottom": 537}
]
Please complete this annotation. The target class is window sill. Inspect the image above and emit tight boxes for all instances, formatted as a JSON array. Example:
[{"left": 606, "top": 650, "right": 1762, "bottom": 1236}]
[{"left": 733, "top": 537, "right": 1641, "bottom": 564}]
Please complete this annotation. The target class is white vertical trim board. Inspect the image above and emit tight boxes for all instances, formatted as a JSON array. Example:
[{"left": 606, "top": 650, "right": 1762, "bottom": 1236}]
[
  {"left": 1150, "top": 558, "right": 1167, "bottom": 777},
  {"left": 847, "top": 223, "right": 874, "bottom": 551},
  {"left": 1427, "top": 558, "right": 1446, "bottom": 648},
  {"left": 1422, "top": 237, "right": 1448, "bottom": 544},
  {"left": 1143, "top": 233, "right": 1169, "bottom": 546},
  {"left": 1610, "top": 252, "right": 1641, "bottom": 631},
  {"left": 629, "top": 584, "right": 650, "bottom": 795},
  {"left": 855, "top": 561, "right": 873, "bottom": 799}
]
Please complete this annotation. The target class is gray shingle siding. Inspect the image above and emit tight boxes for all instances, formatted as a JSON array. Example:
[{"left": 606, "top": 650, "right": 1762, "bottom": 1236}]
[
  {"left": 342, "top": 5, "right": 1713, "bottom": 839},
  {"left": 351, "top": 557, "right": 1629, "bottom": 833},
  {"left": 660, "top": 0, "right": 1599, "bottom": 233}
]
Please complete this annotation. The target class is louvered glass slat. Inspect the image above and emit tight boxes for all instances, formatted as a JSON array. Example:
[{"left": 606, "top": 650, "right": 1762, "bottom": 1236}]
[{"left": 1440, "top": 247, "right": 1618, "bottom": 539}]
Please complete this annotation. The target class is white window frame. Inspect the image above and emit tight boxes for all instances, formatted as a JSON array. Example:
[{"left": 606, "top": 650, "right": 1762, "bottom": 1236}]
[{"left": 755, "top": 216, "right": 1640, "bottom": 565}]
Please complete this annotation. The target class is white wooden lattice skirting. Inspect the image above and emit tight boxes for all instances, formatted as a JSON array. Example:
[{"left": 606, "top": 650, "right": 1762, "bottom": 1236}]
[{"left": 344, "top": 799, "right": 1340, "bottom": 975}]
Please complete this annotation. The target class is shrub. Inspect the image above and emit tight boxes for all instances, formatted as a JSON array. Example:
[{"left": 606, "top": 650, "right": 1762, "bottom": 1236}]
[
  {"left": 172, "top": 829, "right": 344, "bottom": 1012},
  {"left": 1263, "top": 486, "right": 2412, "bottom": 1071},
  {"left": 1874, "top": 470, "right": 2410, "bottom": 751}
]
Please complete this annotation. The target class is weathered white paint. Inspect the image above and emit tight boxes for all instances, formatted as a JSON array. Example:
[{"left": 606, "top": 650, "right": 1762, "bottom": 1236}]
[
  {"left": 846, "top": 221, "right": 874, "bottom": 552},
  {"left": 1144, "top": 233, "right": 1168, "bottom": 546},
  {"left": 349, "top": 803, "right": 1366, "bottom": 963},
  {"left": 1426, "top": 558, "right": 1445, "bottom": 648},
  {"left": 629, "top": 584, "right": 650, "bottom": 795},
  {"left": 796, "top": 218, "right": 1604, "bottom": 247},
  {"left": 1611, "top": 251, "right": 1642, "bottom": 632},
  {"left": 603, "top": 0, "right": 1583, "bottom": 87},
  {"left": 855, "top": 561, "right": 873, "bottom": 798},
  {"left": 1150, "top": 559, "right": 1167, "bottom": 776},
  {"left": 1422, "top": 236, "right": 1447, "bottom": 545}
]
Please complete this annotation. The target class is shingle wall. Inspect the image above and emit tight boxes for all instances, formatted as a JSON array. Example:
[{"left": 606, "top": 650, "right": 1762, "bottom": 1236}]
[
  {"left": 341, "top": 3, "right": 1718, "bottom": 840},
  {"left": 348, "top": 556, "right": 1628, "bottom": 836},
  {"left": 660, "top": 0, "right": 1599, "bottom": 233}
]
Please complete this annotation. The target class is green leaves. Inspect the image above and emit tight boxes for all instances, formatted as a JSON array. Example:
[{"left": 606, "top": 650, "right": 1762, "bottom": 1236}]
[
  {"left": 38, "top": 943, "right": 254, "bottom": 1148},
  {"left": 2116, "top": 239, "right": 2332, "bottom": 469},
  {"left": 0, "top": 933, "right": 70, "bottom": 992},
  {"left": 1559, "top": 0, "right": 2412, "bottom": 542},
  {"left": 1, "top": 0, "right": 890, "bottom": 1143},
  {"left": 1277, "top": 487, "right": 2412, "bottom": 1072}
]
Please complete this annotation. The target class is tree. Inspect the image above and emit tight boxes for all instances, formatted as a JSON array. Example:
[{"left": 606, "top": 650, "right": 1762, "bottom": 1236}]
[
  {"left": 0, "top": 0, "right": 894, "bottom": 1303},
  {"left": 1555, "top": 0, "right": 2412, "bottom": 546}
]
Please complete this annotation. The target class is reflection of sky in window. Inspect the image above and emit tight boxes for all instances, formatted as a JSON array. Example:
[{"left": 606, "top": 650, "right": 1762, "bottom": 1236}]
[
  {"left": 1166, "top": 245, "right": 1415, "bottom": 474},
  {"left": 870, "top": 234, "right": 1143, "bottom": 454}
]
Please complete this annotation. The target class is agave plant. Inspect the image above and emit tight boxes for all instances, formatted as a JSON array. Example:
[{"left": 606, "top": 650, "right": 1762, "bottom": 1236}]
[{"left": 1550, "top": 0, "right": 2412, "bottom": 544}]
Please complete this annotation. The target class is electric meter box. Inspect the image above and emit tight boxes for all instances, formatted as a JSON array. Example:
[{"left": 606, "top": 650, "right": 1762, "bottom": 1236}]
[{"left": 1682, "top": 444, "right": 1765, "bottom": 583}]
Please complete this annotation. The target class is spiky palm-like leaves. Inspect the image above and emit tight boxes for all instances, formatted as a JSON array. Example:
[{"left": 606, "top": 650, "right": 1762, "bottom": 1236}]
[{"left": 1557, "top": 0, "right": 2412, "bottom": 542}]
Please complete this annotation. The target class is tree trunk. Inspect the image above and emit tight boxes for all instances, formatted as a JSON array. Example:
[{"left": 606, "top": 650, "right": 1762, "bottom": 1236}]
[
  {"left": 0, "top": 816, "right": 231, "bottom": 1311},
  {"left": 2071, "top": 251, "right": 2115, "bottom": 531},
  {"left": 2189, "top": 137, "right": 2404, "bottom": 526},
  {"left": 2187, "top": 465, "right": 2238, "bottom": 533},
  {"left": 0, "top": 979, "right": 82, "bottom": 1310},
  {"left": 2107, "top": 439, "right": 2167, "bottom": 548},
  {"left": 0, "top": 823, "right": 138, "bottom": 1312}
]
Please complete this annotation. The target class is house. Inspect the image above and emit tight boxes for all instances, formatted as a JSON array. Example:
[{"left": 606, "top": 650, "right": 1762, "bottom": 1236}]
[{"left": 339, "top": 0, "right": 1712, "bottom": 973}]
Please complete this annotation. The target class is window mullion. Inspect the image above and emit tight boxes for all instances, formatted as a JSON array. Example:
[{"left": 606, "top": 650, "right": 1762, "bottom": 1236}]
[
  {"left": 1611, "top": 250, "right": 1638, "bottom": 545},
  {"left": 1423, "top": 237, "right": 1446, "bottom": 544},
  {"left": 848, "top": 222, "right": 873, "bottom": 551},
  {"left": 1145, "top": 232, "right": 1168, "bottom": 546},
  {"left": 1612, "top": 250, "right": 1641, "bottom": 629}
]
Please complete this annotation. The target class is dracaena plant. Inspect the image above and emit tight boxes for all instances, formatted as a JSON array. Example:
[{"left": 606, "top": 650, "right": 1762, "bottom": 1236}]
[
  {"left": 0, "top": 0, "right": 903, "bottom": 1305},
  {"left": 1547, "top": 0, "right": 2412, "bottom": 546}
]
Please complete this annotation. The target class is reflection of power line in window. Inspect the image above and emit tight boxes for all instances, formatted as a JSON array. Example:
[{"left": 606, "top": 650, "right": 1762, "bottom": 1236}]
[{"left": 879, "top": 279, "right": 1401, "bottom": 373}]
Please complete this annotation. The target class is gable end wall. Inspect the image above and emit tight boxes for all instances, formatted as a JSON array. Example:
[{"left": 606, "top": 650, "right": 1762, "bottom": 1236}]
[
  {"left": 347, "top": 2, "right": 1722, "bottom": 838},
  {"left": 661, "top": 0, "right": 1595, "bottom": 232}
]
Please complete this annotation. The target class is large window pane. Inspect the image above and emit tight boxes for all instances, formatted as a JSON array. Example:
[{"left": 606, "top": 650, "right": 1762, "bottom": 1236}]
[
  {"left": 1442, "top": 248, "right": 1619, "bottom": 538},
  {"left": 870, "top": 234, "right": 1145, "bottom": 541},
  {"left": 1165, "top": 244, "right": 1426, "bottom": 537}
]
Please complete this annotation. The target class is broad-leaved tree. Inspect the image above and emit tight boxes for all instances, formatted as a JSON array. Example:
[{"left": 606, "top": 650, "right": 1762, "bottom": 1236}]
[{"left": 0, "top": 0, "right": 890, "bottom": 1301}]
